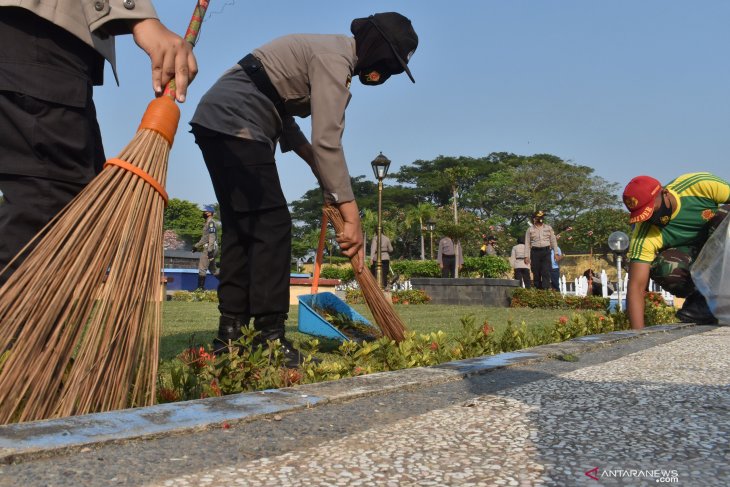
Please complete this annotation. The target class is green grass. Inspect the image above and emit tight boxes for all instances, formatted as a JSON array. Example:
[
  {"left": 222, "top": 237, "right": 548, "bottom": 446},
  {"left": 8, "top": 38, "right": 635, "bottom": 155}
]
[{"left": 161, "top": 301, "right": 570, "bottom": 362}]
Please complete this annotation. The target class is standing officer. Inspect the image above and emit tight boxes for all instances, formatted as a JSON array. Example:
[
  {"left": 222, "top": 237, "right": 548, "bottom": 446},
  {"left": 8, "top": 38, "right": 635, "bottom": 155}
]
[
  {"left": 524, "top": 211, "right": 561, "bottom": 289},
  {"left": 190, "top": 12, "right": 418, "bottom": 364},
  {"left": 437, "top": 235, "right": 463, "bottom": 278},
  {"left": 509, "top": 236, "right": 531, "bottom": 288},
  {"left": 193, "top": 205, "right": 219, "bottom": 290},
  {"left": 0, "top": 3, "right": 197, "bottom": 287}
]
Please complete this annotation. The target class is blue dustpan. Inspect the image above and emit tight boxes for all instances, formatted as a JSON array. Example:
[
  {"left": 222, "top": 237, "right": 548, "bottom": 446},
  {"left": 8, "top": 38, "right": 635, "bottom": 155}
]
[{"left": 297, "top": 292, "right": 378, "bottom": 341}]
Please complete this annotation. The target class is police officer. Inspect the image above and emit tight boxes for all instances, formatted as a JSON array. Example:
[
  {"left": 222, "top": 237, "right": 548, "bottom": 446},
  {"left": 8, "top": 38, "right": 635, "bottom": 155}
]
[
  {"left": 0, "top": 3, "right": 197, "bottom": 286},
  {"left": 193, "top": 205, "right": 219, "bottom": 290},
  {"left": 189, "top": 13, "right": 418, "bottom": 364},
  {"left": 509, "top": 236, "right": 531, "bottom": 288},
  {"left": 524, "top": 211, "right": 561, "bottom": 290},
  {"left": 623, "top": 173, "right": 730, "bottom": 329}
]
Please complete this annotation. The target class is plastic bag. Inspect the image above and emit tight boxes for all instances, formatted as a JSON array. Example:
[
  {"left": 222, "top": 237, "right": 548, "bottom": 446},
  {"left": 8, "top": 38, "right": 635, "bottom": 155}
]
[{"left": 691, "top": 215, "right": 730, "bottom": 323}]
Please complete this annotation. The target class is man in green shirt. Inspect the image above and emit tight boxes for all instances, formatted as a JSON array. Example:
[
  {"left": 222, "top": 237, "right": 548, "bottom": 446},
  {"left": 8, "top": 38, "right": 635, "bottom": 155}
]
[{"left": 623, "top": 172, "right": 730, "bottom": 329}]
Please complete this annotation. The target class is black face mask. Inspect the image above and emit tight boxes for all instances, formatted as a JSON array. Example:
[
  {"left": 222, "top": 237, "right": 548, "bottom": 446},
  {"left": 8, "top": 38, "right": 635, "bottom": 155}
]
[
  {"left": 648, "top": 195, "right": 673, "bottom": 227},
  {"left": 358, "top": 64, "right": 392, "bottom": 86}
]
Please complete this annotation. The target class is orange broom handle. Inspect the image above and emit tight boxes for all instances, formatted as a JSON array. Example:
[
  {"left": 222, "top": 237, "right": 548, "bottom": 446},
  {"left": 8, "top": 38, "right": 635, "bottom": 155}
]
[
  {"left": 312, "top": 212, "right": 329, "bottom": 294},
  {"left": 163, "top": 0, "right": 210, "bottom": 101}
]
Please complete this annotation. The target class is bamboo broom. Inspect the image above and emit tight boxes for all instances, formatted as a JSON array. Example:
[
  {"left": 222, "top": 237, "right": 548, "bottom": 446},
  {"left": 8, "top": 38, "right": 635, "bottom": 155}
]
[
  {"left": 0, "top": 1, "right": 211, "bottom": 424},
  {"left": 322, "top": 205, "right": 407, "bottom": 342}
]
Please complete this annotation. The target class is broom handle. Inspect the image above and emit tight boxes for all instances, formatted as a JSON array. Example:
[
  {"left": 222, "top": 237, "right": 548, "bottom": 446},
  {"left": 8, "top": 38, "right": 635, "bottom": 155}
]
[
  {"left": 162, "top": 0, "right": 211, "bottom": 100},
  {"left": 312, "top": 212, "right": 329, "bottom": 294}
]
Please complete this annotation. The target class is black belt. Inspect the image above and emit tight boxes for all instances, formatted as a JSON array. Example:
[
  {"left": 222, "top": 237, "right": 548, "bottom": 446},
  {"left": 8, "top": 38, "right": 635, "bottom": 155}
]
[
  {"left": 531, "top": 246, "right": 550, "bottom": 250},
  {"left": 237, "top": 53, "right": 287, "bottom": 119}
]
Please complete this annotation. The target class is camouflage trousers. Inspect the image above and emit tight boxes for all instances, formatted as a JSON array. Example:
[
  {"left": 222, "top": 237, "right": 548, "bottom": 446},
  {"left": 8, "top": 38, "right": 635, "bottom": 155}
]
[{"left": 650, "top": 204, "right": 729, "bottom": 297}]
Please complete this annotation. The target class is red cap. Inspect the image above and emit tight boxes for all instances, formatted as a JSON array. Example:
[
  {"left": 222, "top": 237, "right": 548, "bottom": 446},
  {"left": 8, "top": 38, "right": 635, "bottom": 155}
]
[{"left": 623, "top": 176, "right": 662, "bottom": 224}]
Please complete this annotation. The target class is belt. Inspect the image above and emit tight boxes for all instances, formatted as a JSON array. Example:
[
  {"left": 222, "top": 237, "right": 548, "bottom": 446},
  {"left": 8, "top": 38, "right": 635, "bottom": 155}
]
[
  {"left": 531, "top": 246, "right": 550, "bottom": 250},
  {"left": 237, "top": 53, "right": 287, "bottom": 119}
]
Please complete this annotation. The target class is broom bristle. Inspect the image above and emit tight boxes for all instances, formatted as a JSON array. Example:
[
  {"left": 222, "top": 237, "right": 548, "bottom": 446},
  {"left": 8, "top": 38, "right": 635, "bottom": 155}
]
[
  {"left": 0, "top": 127, "right": 168, "bottom": 424},
  {"left": 322, "top": 205, "right": 407, "bottom": 342}
]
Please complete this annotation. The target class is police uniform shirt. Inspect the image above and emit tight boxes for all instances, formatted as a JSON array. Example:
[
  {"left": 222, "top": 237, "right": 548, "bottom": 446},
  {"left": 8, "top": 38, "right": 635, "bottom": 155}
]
[
  {"left": 191, "top": 34, "right": 357, "bottom": 204},
  {"left": 510, "top": 244, "right": 529, "bottom": 270},
  {"left": 629, "top": 173, "right": 730, "bottom": 263},
  {"left": 525, "top": 224, "right": 558, "bottom": 261},
  {"left": 370, "top": 235, "right": 393, "bottom": 261},
  {"left": 437, "top": 237, "right": 464, "bottom": 265}
]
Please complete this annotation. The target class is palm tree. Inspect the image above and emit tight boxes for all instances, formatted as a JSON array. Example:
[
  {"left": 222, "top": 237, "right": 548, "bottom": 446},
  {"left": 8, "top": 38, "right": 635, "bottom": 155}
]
[{"left": 405, "top": 203, "right": 436, "bottom": 260}]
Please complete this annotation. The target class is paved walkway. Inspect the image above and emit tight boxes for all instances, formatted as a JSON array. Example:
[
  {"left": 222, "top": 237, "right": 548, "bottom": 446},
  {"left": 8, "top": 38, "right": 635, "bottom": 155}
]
[
  {"left": 1, "top": 325, "right": 727, "bottom": 486},
  {"left": 148, "top": 326, "right": 729, "bottom": 486}
]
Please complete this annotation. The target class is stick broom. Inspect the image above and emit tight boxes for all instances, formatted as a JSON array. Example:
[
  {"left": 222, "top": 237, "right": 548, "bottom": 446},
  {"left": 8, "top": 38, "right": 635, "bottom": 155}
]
[
  {"left": 0, "top": 1, "right": 210, "bottom": 424},
  {"left": 322, "top": 205, "right": 406, "bottom": 342}
]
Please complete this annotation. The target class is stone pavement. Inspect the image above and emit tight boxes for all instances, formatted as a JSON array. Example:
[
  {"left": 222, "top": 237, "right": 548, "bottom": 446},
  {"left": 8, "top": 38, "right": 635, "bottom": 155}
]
[{"left": 1, "top": 324, "right": 728, "bottom": 486}]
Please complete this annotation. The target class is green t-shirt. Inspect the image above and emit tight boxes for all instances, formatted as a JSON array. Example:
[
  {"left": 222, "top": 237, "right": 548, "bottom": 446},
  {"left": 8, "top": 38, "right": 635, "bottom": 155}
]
[{"left": 628, "top": 172, "right": 730, "bottom": 263}]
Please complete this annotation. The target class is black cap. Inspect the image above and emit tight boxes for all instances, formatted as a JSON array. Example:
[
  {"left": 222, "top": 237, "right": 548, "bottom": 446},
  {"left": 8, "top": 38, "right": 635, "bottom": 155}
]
[{"left": 351, "top": 12, "right": 418, "bottom": 83}]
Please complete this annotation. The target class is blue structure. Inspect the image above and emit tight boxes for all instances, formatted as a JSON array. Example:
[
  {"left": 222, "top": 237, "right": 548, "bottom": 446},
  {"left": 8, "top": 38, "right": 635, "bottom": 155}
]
[
  {"left": 164, "top": 268, "right": 219, "bottom": 292},
  {"left": 298, "top": 292, "right": 377, "bottom": 341}
]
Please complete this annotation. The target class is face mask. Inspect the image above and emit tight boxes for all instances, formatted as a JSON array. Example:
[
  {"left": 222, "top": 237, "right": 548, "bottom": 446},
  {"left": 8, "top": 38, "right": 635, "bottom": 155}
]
[{"left": 648, "top": 195, "right": 673, "bottom": 227}]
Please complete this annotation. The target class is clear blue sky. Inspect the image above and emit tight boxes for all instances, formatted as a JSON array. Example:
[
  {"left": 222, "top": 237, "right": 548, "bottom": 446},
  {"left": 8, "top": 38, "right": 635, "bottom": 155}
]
[{"left": 94, "top": 0, "right": 730, "bottom": 208}]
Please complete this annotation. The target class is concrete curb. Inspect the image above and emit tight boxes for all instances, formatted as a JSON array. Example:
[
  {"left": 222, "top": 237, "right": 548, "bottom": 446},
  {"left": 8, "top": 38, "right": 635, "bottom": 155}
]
[{"left": 0, "top": 323, "right": 697, "bottom": 463}]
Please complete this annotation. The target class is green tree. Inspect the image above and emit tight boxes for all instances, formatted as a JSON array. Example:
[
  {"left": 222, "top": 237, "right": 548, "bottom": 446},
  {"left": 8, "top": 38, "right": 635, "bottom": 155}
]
[
  {"left": 405, "top": 202, "right": 436, "bottom": 260},
  {"left": 465, "top": 154, "right": 620, "bottom": 236},
  {"left": 556, "top": 208, "right": 631, "bottom": 254},
  {"left": 164, "top": 198, "right": 208, "bottom": 246}
]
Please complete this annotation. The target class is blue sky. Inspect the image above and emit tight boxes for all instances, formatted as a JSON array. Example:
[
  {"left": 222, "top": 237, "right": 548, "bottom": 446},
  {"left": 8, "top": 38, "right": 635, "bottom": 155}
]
[{"left": 94, "top": 0, "right": 730, "bottom": 207}]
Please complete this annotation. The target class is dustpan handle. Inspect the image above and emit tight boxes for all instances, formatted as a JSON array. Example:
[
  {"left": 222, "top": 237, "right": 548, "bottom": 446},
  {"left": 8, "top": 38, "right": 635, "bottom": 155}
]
[
  {"left": 163, "top": 0, "right": 211, "bottom": 100},
  {"left": 312, "top": 212, "right": 329, "bottom": 294}
]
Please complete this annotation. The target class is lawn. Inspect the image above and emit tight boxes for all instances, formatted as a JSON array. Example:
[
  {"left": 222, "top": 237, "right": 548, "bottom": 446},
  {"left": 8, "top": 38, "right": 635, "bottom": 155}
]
[{"left": 161, "top": 301, "right": 571, "bottom": 362}]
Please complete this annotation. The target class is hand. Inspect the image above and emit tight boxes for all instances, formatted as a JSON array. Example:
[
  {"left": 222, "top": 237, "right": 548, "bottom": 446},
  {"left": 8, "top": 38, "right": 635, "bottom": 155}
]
[
  {"left": 130, "top": 19, "right": 198, "bottom": 102},
  {"left": 335, "top": 201, "right": 364, "bottom": 272},
  {"left": 556, "top": 254, "right": 563, "bottom": 262},
  {"left": 524, "top": 257, "right": 530, "bottom": 265}
]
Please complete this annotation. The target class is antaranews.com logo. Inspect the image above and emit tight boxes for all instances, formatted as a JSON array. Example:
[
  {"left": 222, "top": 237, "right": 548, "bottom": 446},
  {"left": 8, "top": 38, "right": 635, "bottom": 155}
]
[{"left": 585, "top": 467, "right": 679, "bottom": 483}]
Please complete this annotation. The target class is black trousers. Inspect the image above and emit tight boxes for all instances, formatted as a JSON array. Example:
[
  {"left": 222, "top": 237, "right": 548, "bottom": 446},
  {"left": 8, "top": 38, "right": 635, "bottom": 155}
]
[
  {"left": 369, "top": 259, "right": 390, "bottom": 288},
  {"left": 514, "top": 268, "right": 531, "bottom": 288},
  {"left": 0, "top": 11, "right": 104, "bottom": 285},
  {"left": 441, "top": 254, "right": 456, "bottom": 278},
  {"left": 530, "top": 247, "right": 552, "bottom": 290},
  {"left": 194, "top": 130, "right": 291, "bottom": 318}
]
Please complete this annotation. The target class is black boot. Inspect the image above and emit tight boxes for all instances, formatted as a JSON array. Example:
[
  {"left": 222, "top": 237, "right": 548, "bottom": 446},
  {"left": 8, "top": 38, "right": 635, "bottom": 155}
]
[
  {"left": 253, "top": 314, "right": 304, "bottom": 368},
  {"left": 676, "top": 291, "right": 718, "bottom": 325},
  {"left": 196, "top": 275, "right": 206, "bottom": 290},
  {"left": 212, "top": 313, "right": 249, "bottom": 355}
]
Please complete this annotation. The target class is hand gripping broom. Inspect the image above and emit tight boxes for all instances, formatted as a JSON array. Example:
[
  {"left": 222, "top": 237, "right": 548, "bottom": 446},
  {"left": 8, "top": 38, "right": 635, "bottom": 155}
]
[
  {"left": 0, "top": 1, "right": 210, "bottom": 424},
  {"left": 322, "top": 205, "right": 407, "bottom": 342}
]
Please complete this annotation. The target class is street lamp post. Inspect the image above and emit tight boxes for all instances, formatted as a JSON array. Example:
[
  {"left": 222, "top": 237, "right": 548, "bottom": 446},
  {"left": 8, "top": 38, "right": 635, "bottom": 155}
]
[
  {"left": 425, "top": 220, "right": 436, "bottom": 260},
  {"left": 371, "top": 152, "right": 391, "bottom": 289},
  {"left": 608, "top": 231, "right": 630, "bottom": 311}
]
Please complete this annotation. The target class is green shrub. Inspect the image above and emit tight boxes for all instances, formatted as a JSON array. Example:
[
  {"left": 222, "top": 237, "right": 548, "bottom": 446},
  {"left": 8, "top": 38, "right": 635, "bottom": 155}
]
[
  {"left": 390, "top": 260, "right": 440, "bottom": 278},
  {"left": 510, "top": 288, "right": 609, "bottom": 310},
  {"left": 463, "top": 256, "right": 512, "bottom": 278},
  {"left": 345, "top": 288, "right": 431, "bottom": 305},
  {"left": 159, "top": 307, "right": 676, "bottom": 404},
  {"left": 170, "top": 290, "right": 219, "bottom": 302},
  {"left": 319, "top": 265, "right": 354, "bottom": 282},
  {"left": 391, "top": 289, "right": 430, "bottom": 305}
]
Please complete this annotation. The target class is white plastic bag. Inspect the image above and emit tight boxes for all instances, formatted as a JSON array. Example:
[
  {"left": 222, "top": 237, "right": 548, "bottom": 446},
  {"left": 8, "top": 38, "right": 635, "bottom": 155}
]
[{"left": 691, "top": 215, "right": 730, "bottom": 323}]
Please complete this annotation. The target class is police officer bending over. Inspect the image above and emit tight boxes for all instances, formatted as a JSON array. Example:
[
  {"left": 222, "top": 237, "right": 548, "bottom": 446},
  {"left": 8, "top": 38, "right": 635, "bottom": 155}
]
[
  {"left": 189, "top": 12, "right": 418, "bottom": 366},
  {"left": 623, "top": 173, "right": 730, "bottom": 329}
]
